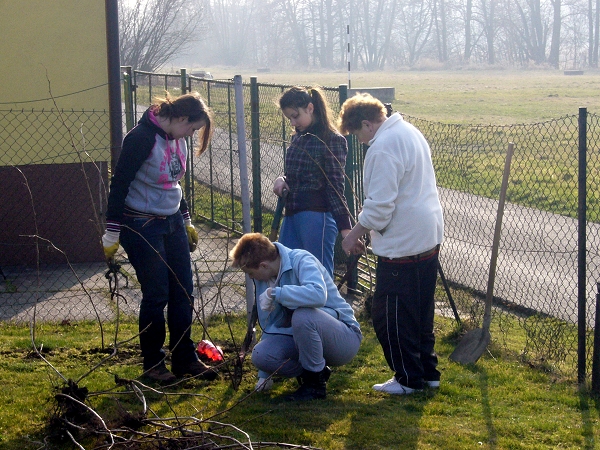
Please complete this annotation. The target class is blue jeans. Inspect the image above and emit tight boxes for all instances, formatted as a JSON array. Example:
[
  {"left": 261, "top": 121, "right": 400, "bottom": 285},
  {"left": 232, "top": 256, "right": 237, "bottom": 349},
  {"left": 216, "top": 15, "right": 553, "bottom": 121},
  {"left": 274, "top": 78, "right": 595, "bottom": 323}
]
[
  {"left": 371, "top": 253, "right": 440, "bottom": 389},
  {"left": 278, "top": 211, "right": 337, "bottom": 277},
  {"left": 120, "top": 210, "right": 196, "bottom": 370},
  {"left": 252, "top": 307, "right": 362, "bottom": 378}
]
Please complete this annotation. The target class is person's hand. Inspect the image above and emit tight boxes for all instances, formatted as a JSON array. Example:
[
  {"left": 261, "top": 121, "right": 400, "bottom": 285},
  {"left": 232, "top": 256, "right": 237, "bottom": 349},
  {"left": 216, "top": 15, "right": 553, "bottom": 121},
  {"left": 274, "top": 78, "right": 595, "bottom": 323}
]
[
  {"left": 186, "top": 224, "right": 199, "bottom": 252},
  {"left": 273, "top": 177, "right": 289, "bottom": 197},
  {"left": 102, "top": 230, "right": 120, "bottom": 261},
  {"left": 342, "top": 224, "right": 369, "bottom": 256},
  {"left": 258, "top": 288, "right": 275, "bottom": 312},
  {"left": 342, "top": 234, "right": 365, "bottom": 256}
]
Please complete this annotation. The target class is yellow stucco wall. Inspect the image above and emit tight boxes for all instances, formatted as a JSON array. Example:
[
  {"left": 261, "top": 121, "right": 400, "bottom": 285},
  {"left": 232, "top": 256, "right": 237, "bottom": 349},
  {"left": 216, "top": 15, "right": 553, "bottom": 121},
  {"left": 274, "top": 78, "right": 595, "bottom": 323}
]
[{"left": 0, "top": 0, "right": 111, "bottom": 165}]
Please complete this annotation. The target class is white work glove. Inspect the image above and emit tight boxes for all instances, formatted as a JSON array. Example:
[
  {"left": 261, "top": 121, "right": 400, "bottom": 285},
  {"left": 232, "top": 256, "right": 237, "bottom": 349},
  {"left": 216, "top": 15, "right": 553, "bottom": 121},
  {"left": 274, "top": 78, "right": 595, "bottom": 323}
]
[
  {"left": 184, "top": 219, "right": 198, "bottom": 252},
  {"left": 102, "top": 230, "right": 120, "bottom": 261},
  {"left": 255, "top": 377, "right": 274, "bottom": 392},
  {"left": 258, "top": 287, "right": 275, "bottom": 312}
]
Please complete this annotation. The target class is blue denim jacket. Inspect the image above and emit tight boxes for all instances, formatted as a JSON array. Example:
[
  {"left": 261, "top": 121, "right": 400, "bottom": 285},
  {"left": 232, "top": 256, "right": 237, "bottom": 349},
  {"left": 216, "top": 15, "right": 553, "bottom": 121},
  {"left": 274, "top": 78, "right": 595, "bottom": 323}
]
[{"left": 253, "top": 242, "right": 360, "bottom": 337}]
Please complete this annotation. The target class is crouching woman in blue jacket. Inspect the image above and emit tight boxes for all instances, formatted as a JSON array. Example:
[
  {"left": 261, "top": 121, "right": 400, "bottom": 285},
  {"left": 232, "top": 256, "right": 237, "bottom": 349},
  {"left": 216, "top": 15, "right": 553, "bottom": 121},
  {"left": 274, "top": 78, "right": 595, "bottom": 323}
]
[{"left": 230, "top": 232, "right": 362, "bottom": 401}]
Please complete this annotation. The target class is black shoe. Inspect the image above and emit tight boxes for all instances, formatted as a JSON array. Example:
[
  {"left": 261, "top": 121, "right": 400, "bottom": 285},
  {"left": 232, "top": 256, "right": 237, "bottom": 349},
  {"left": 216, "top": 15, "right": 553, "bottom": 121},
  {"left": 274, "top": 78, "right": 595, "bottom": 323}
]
[
  {"left": 295, "top": 365, "right": 331, "bottom": 386},
  {"left": 285, "top": 366, "right": 331, "bottom": 401},
  {"left": 143, "top": 365, "right": 177, "bottom": 383},
  {"left": 172, "top": 359, "right": 218, "bottom": 381}
]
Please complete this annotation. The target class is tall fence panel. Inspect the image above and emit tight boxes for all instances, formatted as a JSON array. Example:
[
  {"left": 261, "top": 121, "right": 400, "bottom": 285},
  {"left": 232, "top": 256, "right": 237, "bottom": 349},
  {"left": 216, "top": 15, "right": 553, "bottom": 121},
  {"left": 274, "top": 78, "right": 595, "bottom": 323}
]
[
  {"left": 412, "top": 114, "right": 600, "bottom": 374},
  {"left": 1, "top": 68, "right": 599, "bottom": 382}
]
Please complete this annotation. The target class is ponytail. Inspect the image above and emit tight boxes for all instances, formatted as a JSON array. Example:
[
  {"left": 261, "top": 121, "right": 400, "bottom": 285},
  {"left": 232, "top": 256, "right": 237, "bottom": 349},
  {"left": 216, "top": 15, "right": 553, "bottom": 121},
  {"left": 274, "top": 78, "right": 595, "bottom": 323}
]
[{"left": 279, "top": 86, "right": 338, "bottom": 139}]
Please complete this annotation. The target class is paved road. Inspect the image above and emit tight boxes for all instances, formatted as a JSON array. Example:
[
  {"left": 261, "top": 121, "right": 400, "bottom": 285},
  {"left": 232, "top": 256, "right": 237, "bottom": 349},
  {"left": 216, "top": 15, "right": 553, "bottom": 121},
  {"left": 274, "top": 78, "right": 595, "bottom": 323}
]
[
  {"left": 439, "top": 187, "right": 600, "bottom": 327},
  {"left": 3, "top": 127, "right": 598, "bottom": 328},
  {"left": 0, "top": 226, "right": 246, "bottom": 324},
  {"left": 196, "top": 135, "right": 600, "bottom": 327}
]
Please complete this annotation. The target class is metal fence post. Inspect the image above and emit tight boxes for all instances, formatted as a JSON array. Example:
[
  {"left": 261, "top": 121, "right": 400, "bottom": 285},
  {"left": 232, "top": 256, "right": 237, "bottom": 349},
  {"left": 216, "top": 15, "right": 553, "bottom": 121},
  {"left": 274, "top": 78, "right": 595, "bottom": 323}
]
[
  {"left": 180, "top": 68, "right": 193, "bottom": 209},
  {"left": 123, "top": 66, "right": 134, "bottom": 132},
  {"left": 339, "top": 84, "right": 355, "bottom": 219},
  {"left": 234, "top": 75, "right": 254, "bottom": 316},
  {"left": 338, "top": 84, "right": 359, "bottom": 290},
  {"left": 578, "top": 107, "right": 587, "bottom": 386},
  {"left": 180, "top": 68, "right": 187, "bottom": 94},
  {"left": 250, "top": 77, "right": 262, "bottom": 232},
  {"left": 106, "top": 0, "right": 122, "bottom": 168}
]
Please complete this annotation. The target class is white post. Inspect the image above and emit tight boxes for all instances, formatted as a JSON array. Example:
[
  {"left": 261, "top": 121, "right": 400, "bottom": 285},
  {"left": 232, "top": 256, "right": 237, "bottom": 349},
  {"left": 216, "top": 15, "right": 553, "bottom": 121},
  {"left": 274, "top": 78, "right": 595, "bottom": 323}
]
[
  {"left": 347, "top": 24, "right": 351, "bottom": 89},
  {"left": 233, "top": 75, "right": 254, "bottom": 316}
]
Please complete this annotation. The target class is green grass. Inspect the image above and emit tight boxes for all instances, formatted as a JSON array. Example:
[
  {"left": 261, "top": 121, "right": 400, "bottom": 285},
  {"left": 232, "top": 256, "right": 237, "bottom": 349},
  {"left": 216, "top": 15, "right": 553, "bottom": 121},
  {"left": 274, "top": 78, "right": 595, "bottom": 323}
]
[
  {"left": 213, "top": 68, "right": 600, "bottom": 125},
  {"left": 180, "top": 69, "right": 600, "bottom": 223},
  {"left": 1, "top": 302, "right": 599, "bottom": 450}
]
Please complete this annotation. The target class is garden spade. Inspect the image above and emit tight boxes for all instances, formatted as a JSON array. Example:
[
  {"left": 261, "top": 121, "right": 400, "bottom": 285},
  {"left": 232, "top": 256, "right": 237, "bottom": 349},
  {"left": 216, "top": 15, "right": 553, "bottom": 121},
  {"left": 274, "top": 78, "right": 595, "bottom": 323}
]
[{"left": 449, "top": 142, "right": 514, "bottom": 364}]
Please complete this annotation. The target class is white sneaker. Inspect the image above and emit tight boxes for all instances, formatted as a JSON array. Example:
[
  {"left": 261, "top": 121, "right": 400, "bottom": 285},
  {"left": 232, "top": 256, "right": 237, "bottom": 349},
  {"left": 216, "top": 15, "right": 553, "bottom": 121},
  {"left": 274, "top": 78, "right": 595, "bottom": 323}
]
[
  {"left": 255, "top": 377, "right": 274, "bottom": 392},
  {"left": 426, "top": 380, "right": 440, "bottom": 388},
  {"left": 372, "top": 377, "right": 421, "bottom": 395}
]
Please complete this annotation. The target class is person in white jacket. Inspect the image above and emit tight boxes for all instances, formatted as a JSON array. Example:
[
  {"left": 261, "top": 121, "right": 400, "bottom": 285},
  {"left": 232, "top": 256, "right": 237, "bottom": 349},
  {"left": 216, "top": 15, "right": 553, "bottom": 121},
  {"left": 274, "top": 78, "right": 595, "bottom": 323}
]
[
  {"left": 339, "top": 93, "right": 444, "bottom": 395},
  {"left": 229, "top": 232, "right": 362, "bottom": 401}
]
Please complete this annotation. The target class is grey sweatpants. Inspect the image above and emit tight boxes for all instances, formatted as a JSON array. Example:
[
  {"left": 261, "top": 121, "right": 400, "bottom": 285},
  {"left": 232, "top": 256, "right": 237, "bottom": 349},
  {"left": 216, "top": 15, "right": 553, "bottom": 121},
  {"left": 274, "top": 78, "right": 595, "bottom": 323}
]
[{"left": 252, "top": 307, "right": 362, "bottom": 378}]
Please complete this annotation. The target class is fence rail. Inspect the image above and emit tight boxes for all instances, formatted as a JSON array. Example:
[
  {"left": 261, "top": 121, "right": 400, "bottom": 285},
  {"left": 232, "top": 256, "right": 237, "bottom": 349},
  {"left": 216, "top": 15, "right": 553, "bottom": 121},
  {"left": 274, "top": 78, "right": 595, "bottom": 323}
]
[{"left": 0, "top": 68, "right": 599, "bottom": 383}]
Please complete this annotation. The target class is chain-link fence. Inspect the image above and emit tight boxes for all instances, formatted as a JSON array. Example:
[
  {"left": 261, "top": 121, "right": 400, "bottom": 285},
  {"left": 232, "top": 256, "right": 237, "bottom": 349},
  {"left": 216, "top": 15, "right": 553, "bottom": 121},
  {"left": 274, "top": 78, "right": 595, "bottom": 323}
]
[
  {"left": 1, "top": 69, "right": 599, "bottom": 382},
  {"left": 412, "top": 113, "right": 600, "bottom": 377}
]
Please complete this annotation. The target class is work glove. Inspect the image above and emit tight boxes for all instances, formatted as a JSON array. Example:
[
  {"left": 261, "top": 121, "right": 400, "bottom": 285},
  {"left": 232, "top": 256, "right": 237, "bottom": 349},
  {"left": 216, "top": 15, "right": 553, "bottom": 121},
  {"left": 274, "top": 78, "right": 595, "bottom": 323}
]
[
  {"left": 258, "top": 287, "right": 275, "bottom": 312},
  {"left": 185, "top": 220, "right": 199, "bottom": 252},
  {"left": 102, "top": 230, "right": 120, "bottom": 261}
]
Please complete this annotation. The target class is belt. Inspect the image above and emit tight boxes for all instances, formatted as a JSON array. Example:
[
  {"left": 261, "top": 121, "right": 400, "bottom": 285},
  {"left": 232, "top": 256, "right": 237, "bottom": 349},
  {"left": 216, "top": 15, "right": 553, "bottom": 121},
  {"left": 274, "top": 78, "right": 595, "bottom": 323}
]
[
  {"left": 379, "top": 245, "right": 440, "bottom": 264},
  {"left": 123, "top": 207, "right": 167, "bottom": 220}
]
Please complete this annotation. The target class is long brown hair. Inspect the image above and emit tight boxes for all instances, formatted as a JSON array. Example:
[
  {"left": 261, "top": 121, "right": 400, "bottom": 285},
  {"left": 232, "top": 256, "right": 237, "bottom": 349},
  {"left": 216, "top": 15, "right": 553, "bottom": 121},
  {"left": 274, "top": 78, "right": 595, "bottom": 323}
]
[
  {"left": 279, "top": 86, "right": 338, "bottom": 140},
  {"left": 154, "top": 92, "right": 213, "bottom": 155}
]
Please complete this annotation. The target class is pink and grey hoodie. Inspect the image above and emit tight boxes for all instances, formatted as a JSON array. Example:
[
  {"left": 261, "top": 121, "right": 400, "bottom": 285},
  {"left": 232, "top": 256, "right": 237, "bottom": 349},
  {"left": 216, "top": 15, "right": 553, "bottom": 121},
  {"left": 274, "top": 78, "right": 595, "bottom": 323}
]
[{"left": 105, "top": 107, "right": 191, "bottom": 234}]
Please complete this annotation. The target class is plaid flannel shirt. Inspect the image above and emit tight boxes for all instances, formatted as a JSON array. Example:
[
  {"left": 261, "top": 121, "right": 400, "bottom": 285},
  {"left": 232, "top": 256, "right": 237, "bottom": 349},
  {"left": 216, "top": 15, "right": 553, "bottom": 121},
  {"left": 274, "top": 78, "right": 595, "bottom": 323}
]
[{"left": 282, "top": 125, "right": 352, "bottom": 231}]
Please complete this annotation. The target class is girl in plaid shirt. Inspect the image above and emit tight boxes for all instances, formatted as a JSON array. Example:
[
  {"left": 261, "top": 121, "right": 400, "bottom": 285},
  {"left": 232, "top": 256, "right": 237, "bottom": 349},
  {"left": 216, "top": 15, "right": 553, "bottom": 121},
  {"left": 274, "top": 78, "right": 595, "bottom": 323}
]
[{"left": 272, "top": 86, "right": 352, "bottom": 277}]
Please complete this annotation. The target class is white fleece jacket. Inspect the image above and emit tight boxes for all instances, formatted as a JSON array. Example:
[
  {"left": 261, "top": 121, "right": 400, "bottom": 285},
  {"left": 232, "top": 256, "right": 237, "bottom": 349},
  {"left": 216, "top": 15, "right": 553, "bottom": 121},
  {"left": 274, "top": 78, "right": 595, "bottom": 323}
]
[{"left": 358, "top": 113, "right": 444, "bottom": 258}]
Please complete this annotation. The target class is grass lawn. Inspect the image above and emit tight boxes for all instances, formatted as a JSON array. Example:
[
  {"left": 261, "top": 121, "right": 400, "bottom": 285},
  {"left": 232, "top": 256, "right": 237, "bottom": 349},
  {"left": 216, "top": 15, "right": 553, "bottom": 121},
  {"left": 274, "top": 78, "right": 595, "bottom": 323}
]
[
  {"left": 3, "top": 68, "right": 599, "bottom": 448},
  {"left": 205, "top": 67, "right": 600, "bottom": 124},
  {"left": 1, "top": 301, "right": 599, "bottom": 450}
]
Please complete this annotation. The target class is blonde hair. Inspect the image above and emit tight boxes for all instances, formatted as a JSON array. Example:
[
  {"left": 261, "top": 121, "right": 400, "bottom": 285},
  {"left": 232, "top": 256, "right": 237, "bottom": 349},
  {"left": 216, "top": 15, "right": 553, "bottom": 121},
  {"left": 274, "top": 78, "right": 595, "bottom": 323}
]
[{"left": 337, "top": 93, "right": 387, "bottom": 135}]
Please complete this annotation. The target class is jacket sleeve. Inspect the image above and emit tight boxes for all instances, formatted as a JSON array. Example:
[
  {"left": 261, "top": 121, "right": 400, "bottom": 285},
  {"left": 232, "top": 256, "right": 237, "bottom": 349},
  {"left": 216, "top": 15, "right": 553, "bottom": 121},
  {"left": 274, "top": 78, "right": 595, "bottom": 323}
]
[
  {"left": 105, "top": 129, "right": 155, "bottom": 225},
  {"left": 273, "top": 254, "right": 328, "bottom": 309},
  {"left": 179, "top": 190, "right": 190, "bottom": 221},
  {"left": 359, "top": 146, "right": 402, "bottom": 234},
  {"left": 323, "top": 133, "right": 352, "bottom": 231}
]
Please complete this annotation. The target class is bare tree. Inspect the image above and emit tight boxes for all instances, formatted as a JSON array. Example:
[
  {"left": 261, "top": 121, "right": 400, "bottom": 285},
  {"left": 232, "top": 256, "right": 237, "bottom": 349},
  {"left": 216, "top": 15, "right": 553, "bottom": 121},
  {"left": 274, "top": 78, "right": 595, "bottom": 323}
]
[
  {"left": 465, "top": 0, "right": 474, "bottom": 60},
  {"left": 514, "top": 0, "right": 550, "bottom": 63},
  {"left": 433, "top": 0, "right": 449, "bottom": 61},
  {"left": 480, "top": 0, "right": 497, "bottom": 63},
  {"left": 548, "top": 0, "right": 562, "bottom": 67},
  {"left": 354, "top": 0, "right": 399, "bottom": 70},
  {"left": 277, "top": 0, "right": 311, "bottom": 67},
  {"left": 208, "top": 0, "right": 257, "bottom": 66},
  {"left": 589, "top": 0, "right": 600, "bottom": 66},
  {"left": 119, "top": 0, "right": 207, "bottom": 71},
  {"left": 397, "top": 0, "right": 434, "bottom": 65}
]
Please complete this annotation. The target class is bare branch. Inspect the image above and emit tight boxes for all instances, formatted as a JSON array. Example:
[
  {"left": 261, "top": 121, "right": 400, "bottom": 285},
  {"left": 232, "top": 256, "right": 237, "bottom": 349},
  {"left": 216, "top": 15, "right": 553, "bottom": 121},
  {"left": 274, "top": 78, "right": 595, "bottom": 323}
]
[{"left": 119, "top": 0, "right": 208, "bottom": 71}]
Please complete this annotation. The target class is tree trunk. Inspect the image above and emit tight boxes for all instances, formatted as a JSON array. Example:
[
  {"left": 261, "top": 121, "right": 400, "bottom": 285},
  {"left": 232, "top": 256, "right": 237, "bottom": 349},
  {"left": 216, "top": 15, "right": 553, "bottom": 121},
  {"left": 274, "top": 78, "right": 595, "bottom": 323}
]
[
  {"left": 465, "top": 0, "right": 472, "bottom": 61},
  {"left": 548, "top": 0, "right": 561, "bottom": 68},
  {"left": 481, "top": 0, "right": 496, "bottom": 64}
]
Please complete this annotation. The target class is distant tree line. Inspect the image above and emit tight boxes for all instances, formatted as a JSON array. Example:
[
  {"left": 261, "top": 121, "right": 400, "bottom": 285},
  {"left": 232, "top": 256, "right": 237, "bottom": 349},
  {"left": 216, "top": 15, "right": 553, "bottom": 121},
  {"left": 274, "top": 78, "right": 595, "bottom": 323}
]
[{"left": 120, "top": 0, "right": 600, "bottom": 71}]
